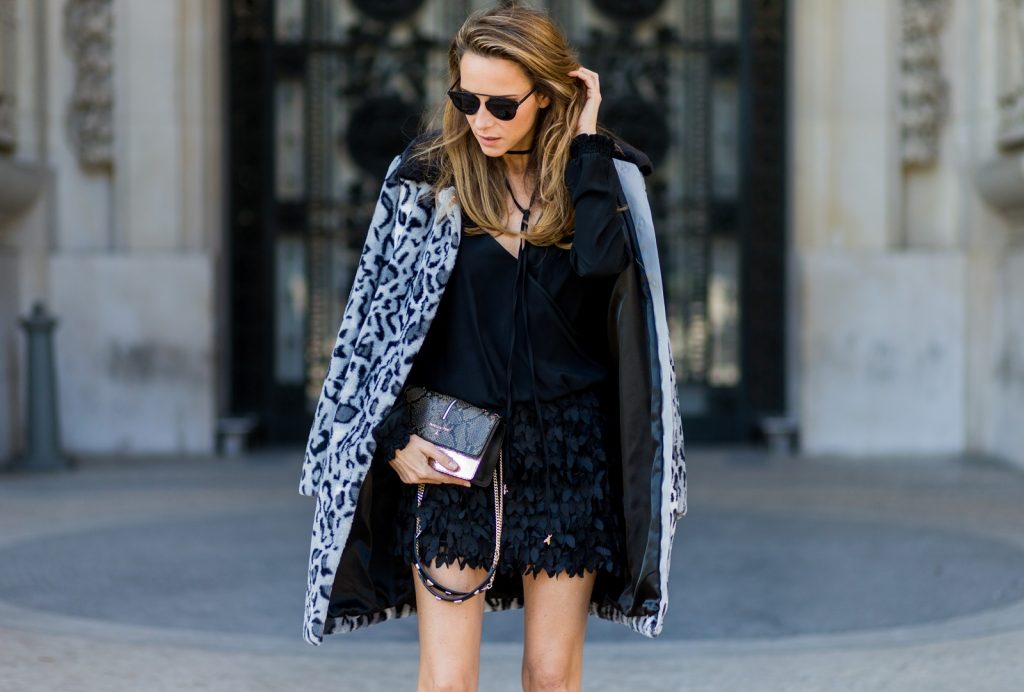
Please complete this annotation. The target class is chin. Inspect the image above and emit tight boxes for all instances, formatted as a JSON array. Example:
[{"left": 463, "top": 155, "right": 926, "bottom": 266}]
[{"left": 475, "top": 143, "right": 506, "bottom": 157}]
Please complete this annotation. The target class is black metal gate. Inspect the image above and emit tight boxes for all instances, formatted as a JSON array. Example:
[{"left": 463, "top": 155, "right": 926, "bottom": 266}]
[{"left": 226, "top": 0, "right": 787, "bottom": 444}]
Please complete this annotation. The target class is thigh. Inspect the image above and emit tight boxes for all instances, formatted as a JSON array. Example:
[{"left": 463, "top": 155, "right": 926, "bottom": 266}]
[
  {"left": 521, "top": 569, "right": 596, "bottom": 690},
  {"left": 413, "top": 562, "right": 488, "bottom": 691}
]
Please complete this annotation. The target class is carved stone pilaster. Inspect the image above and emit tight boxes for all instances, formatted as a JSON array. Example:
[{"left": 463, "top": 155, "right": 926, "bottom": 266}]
[
  {"left": 0, "top": 0, "right": 16, "bottom": 154},
  {"left": 998, "top": 0, "right": 1024, "bottom": 149},
  {"left": 63, "top": 0, "right": 113, "bottom": 171},
  {"left": 900, "top": 0, "right": 949, "bottom": 168}
]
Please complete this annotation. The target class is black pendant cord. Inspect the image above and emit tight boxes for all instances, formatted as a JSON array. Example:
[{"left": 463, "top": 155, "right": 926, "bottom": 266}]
[
  {"left": 502, "top": 176, "right": 555, "bottom": 547},
  {"left": 504, "top": 178, "right": 539, "bottom": 235}
]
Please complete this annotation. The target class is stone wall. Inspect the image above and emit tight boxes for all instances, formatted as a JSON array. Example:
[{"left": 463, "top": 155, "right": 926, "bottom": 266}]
[
  {"left": 0, "top": 0, "right": 48, "bottom": 464},
  {"left": 0, "top": 0, "right": 223, "bottom": 462},
  {"left": 792, "top": 0, "right": 1024, "bottom": 469},
  {"left": 4, "top": 0, "right": 1021, "bottom": 465}
]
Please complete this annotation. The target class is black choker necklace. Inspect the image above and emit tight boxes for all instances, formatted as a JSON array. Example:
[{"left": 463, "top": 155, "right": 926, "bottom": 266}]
[{"left": 506, "top": 147, "right": 532, "bottom": 155}]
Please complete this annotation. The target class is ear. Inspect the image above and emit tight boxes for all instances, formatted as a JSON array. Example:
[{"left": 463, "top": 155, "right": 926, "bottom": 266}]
[{"left": 537, "top": 93, "right": 551, "bottom": 110}]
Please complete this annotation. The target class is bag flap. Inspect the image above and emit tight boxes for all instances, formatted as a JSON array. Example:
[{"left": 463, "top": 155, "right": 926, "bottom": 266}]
[{"left": 404, "top": 386, "right": 501, "bottom": 457}]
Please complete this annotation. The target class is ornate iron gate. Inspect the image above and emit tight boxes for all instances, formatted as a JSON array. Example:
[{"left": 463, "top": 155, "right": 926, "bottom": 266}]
[{"left": 226, "top": 0, "right": 787, "bottom": 443}]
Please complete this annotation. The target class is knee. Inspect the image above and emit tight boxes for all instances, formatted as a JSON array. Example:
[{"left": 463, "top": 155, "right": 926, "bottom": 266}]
[
  {"left": 418, "top": 668, "right": 477, "bottom": 692},
  {"left": 417, "top": 671, "right": 477, "bottom": 692},
  {"left": 522, "top": 659, "right": 577, "bottom": 692}
]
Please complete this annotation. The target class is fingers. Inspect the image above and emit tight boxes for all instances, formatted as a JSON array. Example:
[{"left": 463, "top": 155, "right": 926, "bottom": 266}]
[
  {"left": 388, "top": 438, "right": 472, "bottom": 487},
  {"left": 424, "top": 460, "right": 473, "bottom": 487},
  {"left": 568, "top": 67, "right": 601, "bottom": 136},
  {"left": 418, "top": 441, "right": 472, "bottom": 486},
  {"left": 568, "top": 67, "right": 601, "bottom": 95},
  {"left": 417, "top": 437, "right": 458, "bottom": 473}
]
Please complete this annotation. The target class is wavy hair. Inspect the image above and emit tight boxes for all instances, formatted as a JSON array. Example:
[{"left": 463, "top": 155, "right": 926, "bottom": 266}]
[{"left": 407, "top": 3, "right": 587, "bottom": 248}]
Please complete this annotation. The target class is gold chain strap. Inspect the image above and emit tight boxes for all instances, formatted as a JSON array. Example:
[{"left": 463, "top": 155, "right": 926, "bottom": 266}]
[{"left": 414, "top": 448, "right": 505, "bottom": 602}]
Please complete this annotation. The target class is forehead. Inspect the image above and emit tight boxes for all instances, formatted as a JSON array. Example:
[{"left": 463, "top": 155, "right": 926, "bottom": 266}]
[{"left": 458, "top": 52, "right": 530, "bottom": 95}]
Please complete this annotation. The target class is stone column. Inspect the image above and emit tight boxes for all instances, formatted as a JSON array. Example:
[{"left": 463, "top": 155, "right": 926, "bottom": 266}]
[
  {"left": 973, "top": 0, "right": 1024, "bottom": 471},
  {"left": 44, "top": 0, "right": 222, "bottom": 454},
  {"left": 792, "top": 0, "right": 967, "bottom": 456},
  {"left": 996, "top": 0, "right": 1024, "bottom": 147},
  {"left": 0, "top": 0, "right": 51, "bottom": 465},
  {"left": 0, "top": 0, "right": 15, "bottom": 153}
]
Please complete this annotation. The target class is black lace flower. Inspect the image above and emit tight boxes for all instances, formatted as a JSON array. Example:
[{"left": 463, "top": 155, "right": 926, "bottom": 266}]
[{"left": 393, "top": 386, "right": 625, "bottom": 579}]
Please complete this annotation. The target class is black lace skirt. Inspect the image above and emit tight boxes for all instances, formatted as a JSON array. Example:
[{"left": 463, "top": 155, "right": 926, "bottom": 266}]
[{"left": 379, "top": 385, "right": 625, "bottom": 579}]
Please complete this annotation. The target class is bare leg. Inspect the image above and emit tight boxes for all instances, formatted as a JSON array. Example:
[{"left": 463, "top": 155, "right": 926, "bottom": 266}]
[
  {"left": 521, "top": 569, "right": 596, "bottom": 692},
  {"left": 413, "top": 561, "right": 488, "bottom": 692}
]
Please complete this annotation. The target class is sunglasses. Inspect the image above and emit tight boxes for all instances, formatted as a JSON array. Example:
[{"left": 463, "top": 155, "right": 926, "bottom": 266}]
[{"left": 446, "top": 82, "right": 538, "bottom": 121}]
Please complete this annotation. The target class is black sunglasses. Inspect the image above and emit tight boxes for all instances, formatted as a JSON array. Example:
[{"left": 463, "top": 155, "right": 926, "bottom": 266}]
[{"left": 446, "top": 82, "right": 538, "bottom": 121}]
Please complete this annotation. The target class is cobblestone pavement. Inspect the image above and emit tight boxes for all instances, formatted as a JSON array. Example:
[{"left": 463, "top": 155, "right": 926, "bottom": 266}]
[{"left": 1, "top": 447, "right": 1023, "bottom": 691}]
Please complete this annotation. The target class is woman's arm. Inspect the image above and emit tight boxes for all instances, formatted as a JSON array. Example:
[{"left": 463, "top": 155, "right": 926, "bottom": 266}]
[{"left": 565, "top": 132, "right": 633, "bottom": 277}]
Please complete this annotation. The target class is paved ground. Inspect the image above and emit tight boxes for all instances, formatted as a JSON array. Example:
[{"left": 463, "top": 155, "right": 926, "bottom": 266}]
[{"left": 1, "top": 447, "right": 1024, "bottom": 691}]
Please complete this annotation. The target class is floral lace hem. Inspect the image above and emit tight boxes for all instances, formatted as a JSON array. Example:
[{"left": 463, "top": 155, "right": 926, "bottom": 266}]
[{"left": 391, "top": 385, "right": 625, "bottom": 580}]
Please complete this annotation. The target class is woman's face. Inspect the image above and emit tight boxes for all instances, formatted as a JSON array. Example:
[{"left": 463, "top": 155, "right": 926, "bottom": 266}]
[{"left": 456, "top": 52, "right": 551, "bottom": 157}]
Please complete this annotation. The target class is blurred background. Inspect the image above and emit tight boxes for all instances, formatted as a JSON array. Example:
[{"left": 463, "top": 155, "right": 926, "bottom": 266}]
[
  {"left": 4, "top": 2, "right": 1024, "bottom": 689},
  {"left": 0, "top": 0, "right": 1022, "bottom": 469}
]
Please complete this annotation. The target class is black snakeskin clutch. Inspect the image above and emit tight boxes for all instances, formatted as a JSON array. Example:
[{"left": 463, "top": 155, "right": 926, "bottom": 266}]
[{"left": 403, "top": 385, "right": 504, "bottom": 487}]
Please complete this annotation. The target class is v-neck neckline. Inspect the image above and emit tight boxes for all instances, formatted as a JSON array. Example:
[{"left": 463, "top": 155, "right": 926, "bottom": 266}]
[{"left": 484, "top": 231, "right": 523, "bottom": 261}]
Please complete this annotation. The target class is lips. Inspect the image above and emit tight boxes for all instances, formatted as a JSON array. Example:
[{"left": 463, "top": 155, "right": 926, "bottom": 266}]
[{"left": 477, "top": 134, "right": 500, "bottom": 144}]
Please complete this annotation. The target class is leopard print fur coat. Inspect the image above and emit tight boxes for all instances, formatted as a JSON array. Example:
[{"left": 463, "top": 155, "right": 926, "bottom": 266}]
[{"left": 297, "top": 146, "right": 687, "bottom": 646}]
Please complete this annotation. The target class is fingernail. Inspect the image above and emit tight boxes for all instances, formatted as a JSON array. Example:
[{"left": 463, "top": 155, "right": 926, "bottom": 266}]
[{"left": 447, "top": 458, "right": 459, "bottom": 470}]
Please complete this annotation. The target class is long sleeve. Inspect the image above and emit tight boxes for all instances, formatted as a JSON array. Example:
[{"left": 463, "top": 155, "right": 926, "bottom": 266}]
[
  {"left": 370, "top": 395, "right": 412, "bottom": 467},
  {"left": 565, "top": 133, "right": 633, "bottom": 277}
]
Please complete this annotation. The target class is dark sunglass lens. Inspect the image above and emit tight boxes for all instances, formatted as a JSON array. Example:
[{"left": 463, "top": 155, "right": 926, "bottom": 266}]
[
  {"left": 487, "top": 99, "right": 518, "bottom": 120},
  {"left": 448, "top": 91, "right": 479, "bottom": 114}
]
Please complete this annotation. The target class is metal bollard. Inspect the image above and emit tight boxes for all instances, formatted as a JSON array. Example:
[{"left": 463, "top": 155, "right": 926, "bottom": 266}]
[
  {"left": 16, "top": 301, "right": 69, "bottom": 471},
  {"left": 218, "top": 415, "right": 258, "bottom": 456},
  {"left": 760, "top": 415, "right": 799, "bottom": 456}
]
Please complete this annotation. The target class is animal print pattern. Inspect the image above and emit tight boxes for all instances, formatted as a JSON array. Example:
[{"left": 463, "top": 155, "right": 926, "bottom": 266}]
[
  {"left": 298, "top": 155, "right": 407, "bottom": 499},
  {"left": 669, "top": 352, "right": 688, "bottom": 518},
  {"left": 298, "top": 155, "right": 462, "bottom": 645},
  {"left": 297, "top": 154, "right": 687, "bottom": 646},
  {"left": 611, "top": 159, "right": 687, "bottom": 639}
]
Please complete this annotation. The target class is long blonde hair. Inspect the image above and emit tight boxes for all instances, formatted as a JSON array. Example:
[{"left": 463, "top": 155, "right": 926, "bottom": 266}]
[{"left": 408, "top": 3, "right": 587, "bottom": 248}]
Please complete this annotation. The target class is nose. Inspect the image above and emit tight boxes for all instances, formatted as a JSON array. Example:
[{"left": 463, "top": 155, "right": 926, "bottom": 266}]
[{"left": 471, "top": 100, "right": 497, "bottom": 129}]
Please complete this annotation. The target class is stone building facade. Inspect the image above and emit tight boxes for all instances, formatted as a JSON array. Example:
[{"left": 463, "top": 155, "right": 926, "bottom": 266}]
[
  {"left": 0, "top": 0, "right": 223, "bottom": 458},
  {"left": 0, "top": 0, "right": 1021, "bottom": 470},
  {"left": 792, "top": 0, "right": 1024, "bottom": 465}
]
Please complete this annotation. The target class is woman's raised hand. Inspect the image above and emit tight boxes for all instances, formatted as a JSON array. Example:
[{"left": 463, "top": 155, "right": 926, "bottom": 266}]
[
  {"left": 388, "top": 434, "right": 473, "bottom": 487},
  {"left": 568, "top": 66, "right": 601, "bottom": 136}
]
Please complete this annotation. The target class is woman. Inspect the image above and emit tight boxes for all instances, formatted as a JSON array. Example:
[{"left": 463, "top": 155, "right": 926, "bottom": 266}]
[{"left": 297, "top": 4, "right": 687, "bottom": 690}]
